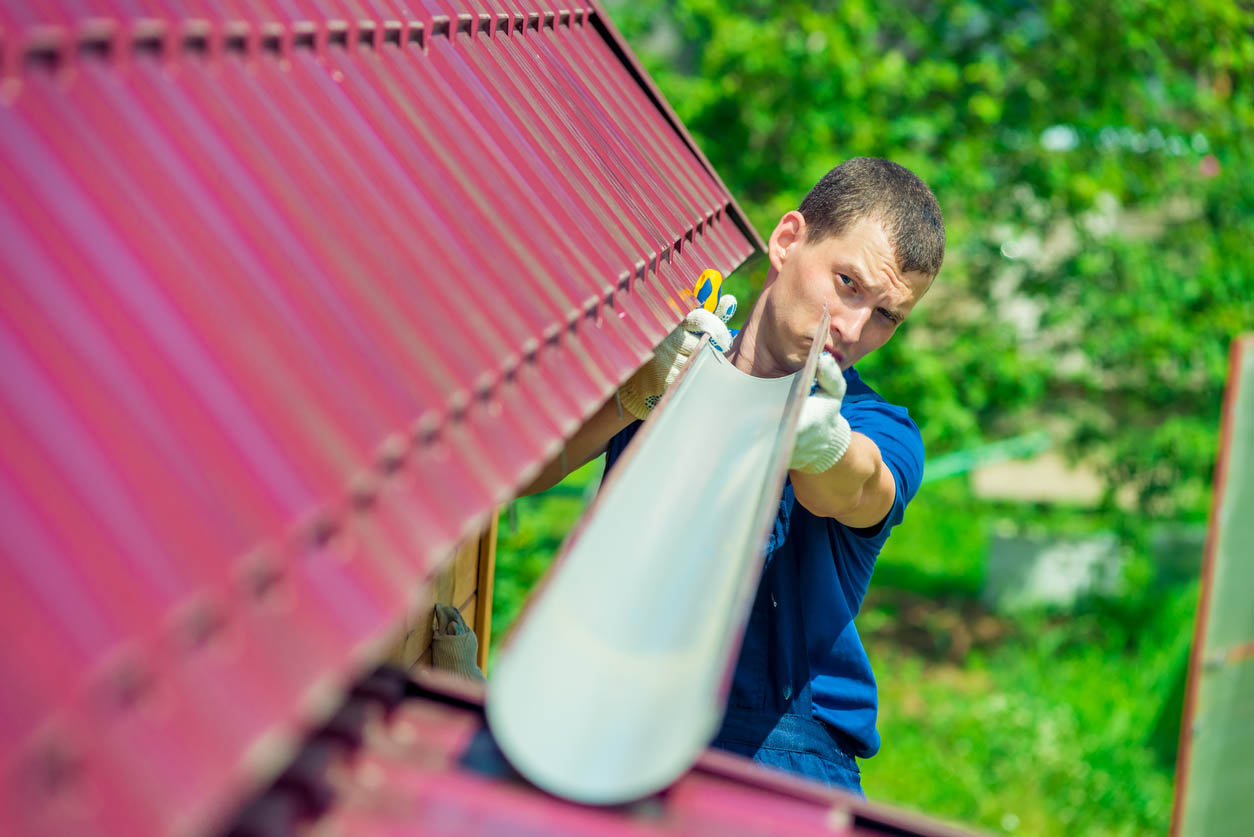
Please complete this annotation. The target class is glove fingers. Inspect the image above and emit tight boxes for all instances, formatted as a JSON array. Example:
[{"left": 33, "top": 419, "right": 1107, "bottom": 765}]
[
  {"left": 682, "top": 308, "right": 733, "bottom": 352},
  {"left": 617, "top": 384, "right": 655, "bottom": 421},
  {"left": 814, "top": 352, "right": 847, "bottom": 399},
  {"left": 676, "top": 327, "right": 705, "bottom": 356},
  {"left": 619, "top": 300, "right": 735, "bottom": 419},
  {"left": 433, "top": 603, "right": 469, "bottom": 636}
]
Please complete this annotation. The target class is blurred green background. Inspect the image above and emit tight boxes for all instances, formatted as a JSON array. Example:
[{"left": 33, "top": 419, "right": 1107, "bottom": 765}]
[{"left": 491, "top": 2, "right": 1253, "bottom": 834}]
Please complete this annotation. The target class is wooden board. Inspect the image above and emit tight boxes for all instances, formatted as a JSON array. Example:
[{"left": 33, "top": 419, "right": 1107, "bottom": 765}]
[
  {"left": 475, "top": 514, "right": 498, "bottom": 673},
  {"left": 386, "top": 518, "right": 495, "bottom": 672}
]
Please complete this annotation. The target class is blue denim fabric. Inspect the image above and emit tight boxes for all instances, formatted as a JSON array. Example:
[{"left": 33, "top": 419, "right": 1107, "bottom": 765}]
[{"left": 714, "top": 711, "right": 864, "bottom": 797}]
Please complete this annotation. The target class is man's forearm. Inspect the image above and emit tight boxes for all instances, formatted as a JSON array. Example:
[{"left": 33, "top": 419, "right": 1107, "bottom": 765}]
[
  {"left": 790, "top": 432, "right": 896, "bottom": 528},
  {"left": 519, "top": 393, "right": 637, "bottom": 495}
]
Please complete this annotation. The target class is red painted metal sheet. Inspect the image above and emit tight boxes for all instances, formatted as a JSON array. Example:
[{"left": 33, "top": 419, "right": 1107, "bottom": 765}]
[
  {"left": 0, "top": 2, "right": 760, "bottom": 834},
  {"left": 220, "top": 670, "right": 961, "bottom": 836}
]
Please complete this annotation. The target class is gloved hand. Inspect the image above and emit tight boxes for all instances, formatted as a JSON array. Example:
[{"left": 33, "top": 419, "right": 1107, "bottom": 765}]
[
  {"left": 432, "top": 604, "right": 486, "bottom": 682},
  {"left": 617, "top": 294, "right": 736, "bottom": 420},
  {"left": 789, "top": 352, "right": 853, "bottom": 473}
]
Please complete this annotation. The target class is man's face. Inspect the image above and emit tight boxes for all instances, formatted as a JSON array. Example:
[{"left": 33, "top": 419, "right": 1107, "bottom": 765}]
[{"left": 758, "top": 212, "right": 932, "bottom": 373}]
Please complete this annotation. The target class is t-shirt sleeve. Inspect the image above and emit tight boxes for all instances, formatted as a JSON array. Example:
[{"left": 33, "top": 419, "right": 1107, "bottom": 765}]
[{"left": 840, "top": 395, "right": 924, "bottom": 538}]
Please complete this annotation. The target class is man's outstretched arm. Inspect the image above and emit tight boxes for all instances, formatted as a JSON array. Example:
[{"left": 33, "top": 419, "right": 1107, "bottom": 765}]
[
  {"left": 787, "top": 352, "right": 896, "bottom": 529},
  {"left": 791, "top": 432, "right": 896, "bottom": 529},
  {"left": 520, "top": 393, "right": 635, "bottom": 496}
]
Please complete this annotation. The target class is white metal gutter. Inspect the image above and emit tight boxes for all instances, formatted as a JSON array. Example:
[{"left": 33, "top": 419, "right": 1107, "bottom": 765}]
[{"left": 488, "top": 321, "right": 825, "bottom": 804}]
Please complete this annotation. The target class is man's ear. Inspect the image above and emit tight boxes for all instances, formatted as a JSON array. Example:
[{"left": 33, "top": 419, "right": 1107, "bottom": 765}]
[{"left": 768, "top": 211, "right": 806, "bottom": 273}]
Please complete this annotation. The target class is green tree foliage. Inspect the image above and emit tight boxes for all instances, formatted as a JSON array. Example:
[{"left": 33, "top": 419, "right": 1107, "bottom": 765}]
[{"left": 606, "top": 0, "right": 1253, "bottom": 516}]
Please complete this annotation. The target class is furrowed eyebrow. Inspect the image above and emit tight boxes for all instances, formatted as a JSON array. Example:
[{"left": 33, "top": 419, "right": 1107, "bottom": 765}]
[{"left": 841, "top": 264, "right": 909, "bottom": 321}]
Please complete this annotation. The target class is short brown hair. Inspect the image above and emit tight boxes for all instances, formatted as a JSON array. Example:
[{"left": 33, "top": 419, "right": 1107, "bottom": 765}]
[{"left": 798, "top": 157, "right": 945, "bottom": 276}]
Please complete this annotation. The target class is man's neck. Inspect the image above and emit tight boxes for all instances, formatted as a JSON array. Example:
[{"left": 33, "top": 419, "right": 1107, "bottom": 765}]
[{"left": 727, "top": 292, "right": 792, "bottom": 379}]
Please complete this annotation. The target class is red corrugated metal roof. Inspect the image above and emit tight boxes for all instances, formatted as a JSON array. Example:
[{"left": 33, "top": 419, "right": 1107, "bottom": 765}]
[
  {"left": 226, "top": 669, "right": 968, "bottom": 837},
  {"left": 0, "top": 3, "right": 760, "bottom": 833}
]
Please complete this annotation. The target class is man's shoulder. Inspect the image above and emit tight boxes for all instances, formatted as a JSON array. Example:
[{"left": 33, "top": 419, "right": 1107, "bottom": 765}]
[
  {"left": 842, "top": 366, "right": 925, "bottom": 505},
  {"left": 844, "top": 367, "right": 882, "bottom": 401},
  {"left": 843, "top": 368, "right": 918, "bottom": 432}
]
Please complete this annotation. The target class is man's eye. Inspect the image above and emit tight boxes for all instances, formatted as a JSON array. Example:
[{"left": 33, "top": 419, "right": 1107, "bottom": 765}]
[
  {"left": 838, "top": 273, "right": 854, "bottom": 287},
  {"left": 878, "top": 308, "right": 898, "bottom": 323}
]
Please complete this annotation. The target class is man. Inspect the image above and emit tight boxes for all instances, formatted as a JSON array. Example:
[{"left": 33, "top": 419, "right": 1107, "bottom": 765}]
[{"left": 525, "top": 158, "right": 944, "bottom": 796}]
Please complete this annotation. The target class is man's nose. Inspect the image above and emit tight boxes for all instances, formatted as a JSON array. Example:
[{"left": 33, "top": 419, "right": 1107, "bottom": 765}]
[{"left": 832, "top": 306, "right": 872, "bottom": 343}]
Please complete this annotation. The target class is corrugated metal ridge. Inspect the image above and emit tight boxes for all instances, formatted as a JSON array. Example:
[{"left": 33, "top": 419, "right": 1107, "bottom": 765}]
[
  {"left": 0, "top": 7, "right": 667, "bottom": 79},
  {"left": 0, "top": 3, "right": 767, "bottom": 256},
  {"left": 0, "top": 9, "right": 595, "bottom": 76},
  {"left": 0, "top": 3, "right": 761, "bottom": 833},
  {"left": 586, "top": 0, "right": 767, "bottom": 255},
  {"left": 0, "top": 7, "right": 748, "bottom": 302}
]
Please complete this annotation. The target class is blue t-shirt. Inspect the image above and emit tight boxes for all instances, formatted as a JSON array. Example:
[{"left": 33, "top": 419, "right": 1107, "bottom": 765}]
[{"left": 605, "top": 365, "right": 923, "bottom": 759}]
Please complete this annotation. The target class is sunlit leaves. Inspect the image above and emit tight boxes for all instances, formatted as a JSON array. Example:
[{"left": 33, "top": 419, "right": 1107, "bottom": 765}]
[{"left": 607, "top": 0, "right": 1254, "bottom": 516}]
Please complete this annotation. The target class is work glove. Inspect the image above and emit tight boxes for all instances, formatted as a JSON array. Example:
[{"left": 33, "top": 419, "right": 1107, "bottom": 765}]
[
  {"left": 431, "top": 604, "right": 486, "bottom": 682},
  {"left": 789, "top": 352, "right": 853, "bottom": 474},
  {"left": 617, "top": 294, "right": 736, "bottom": 420}
]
